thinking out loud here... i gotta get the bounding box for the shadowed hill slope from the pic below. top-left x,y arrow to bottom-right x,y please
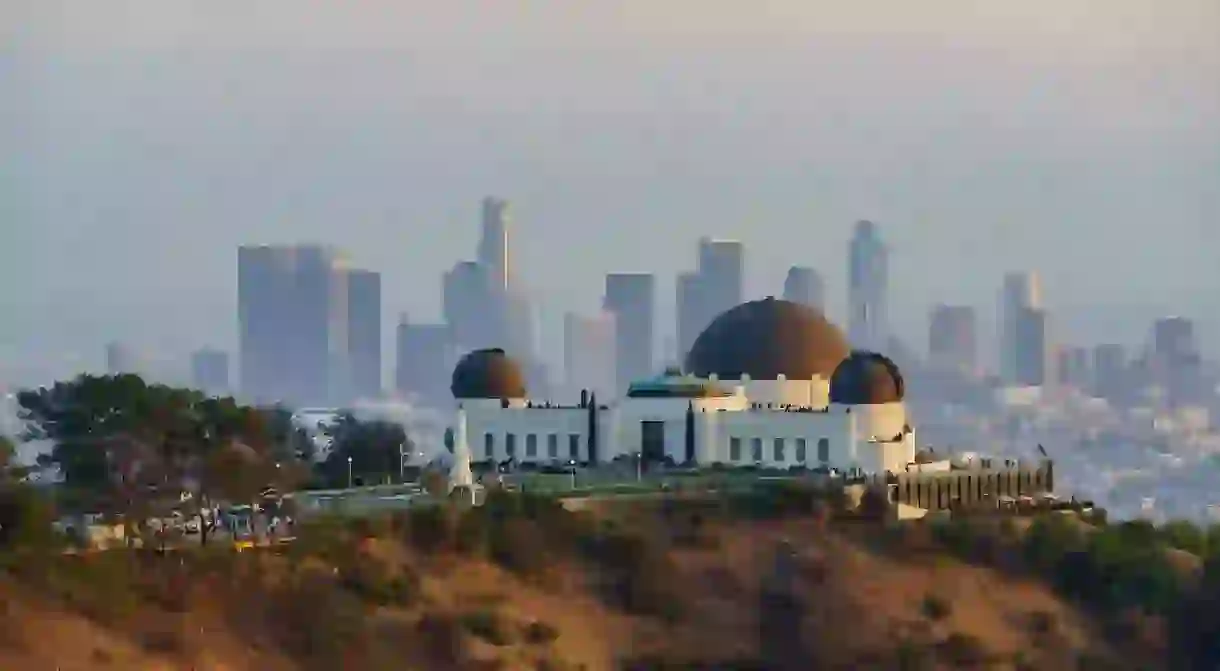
0,487 -> 1206,669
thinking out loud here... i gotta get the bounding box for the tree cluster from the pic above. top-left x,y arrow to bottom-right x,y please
7,374 -> 415,545
315,412 -> 410,489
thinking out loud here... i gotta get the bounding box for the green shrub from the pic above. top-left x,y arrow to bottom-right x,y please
921,593 -> 951,621
523,619 -> 560,644
893,640 -> 936,671
338,557 -> 419,607
488,517 -> 549,577
266,572 -> 368,663
591,530 -> 686,620
1028,610 -> 1057,637
0,485 -> 63,556
936,632 -> 988,667
1161,520 -> 1207,556
416,612 -> 470,664
460,608 -> 514,646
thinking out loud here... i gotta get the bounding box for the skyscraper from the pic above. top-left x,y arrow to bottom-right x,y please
1152,316 -> 1198,363
675,271 -> 706,363
675,238 -> 745,361
105,341 -> 137,375
1091,343 -> 1127,399
1056,346 -> 1091,390
191,347 -> 230,395
999,271 -> 1043,382
1150,316 -> 1202,406
1012,306 -> 1049,387
238,245 -> 349,405
477,196 -> 511,292
563,311 -> 616,399
782,266 -> 824,311
346,269 -> 382,399
927,304 -> 977,375
443,260 -> 499,351
697,238 -> 744,312
604,273 -> 656,393
395,315 -> 456,406
847,221 -> 888,350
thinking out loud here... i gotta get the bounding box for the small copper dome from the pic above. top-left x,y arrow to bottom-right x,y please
684,297 -> 850,380
450,348 -> 527,399
829,351 -> 905,404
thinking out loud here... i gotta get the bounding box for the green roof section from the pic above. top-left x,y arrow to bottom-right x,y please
626,368 -> 734,399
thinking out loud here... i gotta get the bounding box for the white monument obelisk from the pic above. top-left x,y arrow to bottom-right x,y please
448,407 -> 475,501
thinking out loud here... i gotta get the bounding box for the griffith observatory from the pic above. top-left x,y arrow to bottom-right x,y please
446,297 -> 918,476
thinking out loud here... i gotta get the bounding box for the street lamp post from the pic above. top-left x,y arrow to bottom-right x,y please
569,459 -> 577,490
635,452 -> 642,483
347,456 -> 353,489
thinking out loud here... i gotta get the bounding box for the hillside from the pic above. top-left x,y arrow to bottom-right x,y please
0,492 -> 1176,671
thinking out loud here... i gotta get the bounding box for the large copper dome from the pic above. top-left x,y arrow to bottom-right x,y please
450,348 -> 527,399
829,351 -> 905,404
684,297 -> 851,380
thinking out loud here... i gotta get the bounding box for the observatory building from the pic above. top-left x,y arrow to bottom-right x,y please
448,297 -> 919,475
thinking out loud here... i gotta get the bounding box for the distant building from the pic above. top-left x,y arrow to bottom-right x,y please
675,238 -> 745,362
395,316 -> 456,407
477,196 -> 511,293
105,341 -> 137,375
446,298 -> 916,474
698,238 -> 745,313
190,348 -> 229,394
1055,346 -> 1091,390
927,305 -> 977,375
443,260 -> 498,351
1091,343 -> 1127,400
782,266 -> 824,311
1150,316 -> 1202,406
998,271 -> 1042,382
675,271 -> 706,364
1012,307 -> 1049,387
346,269 -> 382,399
238,245 -> 350,406
604,273 -> 656,394
848,221 -> 888,350
1153,316 -> 1198,362
563,311 -> 616,399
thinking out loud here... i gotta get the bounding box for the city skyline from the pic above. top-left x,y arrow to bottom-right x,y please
86,199 -> 1208,411
8,199 -> 1216,394
4,0 -> 1218,386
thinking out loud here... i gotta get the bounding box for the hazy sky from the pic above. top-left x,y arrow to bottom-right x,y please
2,0 -> 1218,385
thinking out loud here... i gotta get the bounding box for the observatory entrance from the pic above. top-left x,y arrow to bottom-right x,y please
639,420 -> 666,471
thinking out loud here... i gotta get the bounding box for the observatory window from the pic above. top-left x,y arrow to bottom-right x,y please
774,438 -> 786,462
729,437 -> 742,462
484,433 -> 495,460
751,438 -> 763,463
506,433 -> 517,458
526,434 -> 538,457
547,433 -> 559,459
817,438 -> 830,463
795,438 -> 807,463
568,434 -> 580,460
